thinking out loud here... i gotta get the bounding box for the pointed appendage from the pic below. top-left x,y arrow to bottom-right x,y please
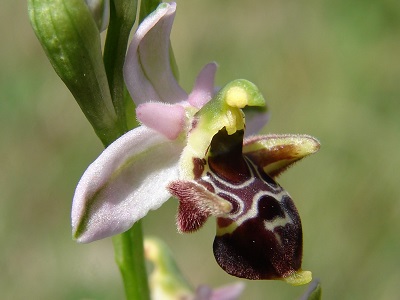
243,134 -> 320,178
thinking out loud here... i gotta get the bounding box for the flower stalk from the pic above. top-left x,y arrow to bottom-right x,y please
139,0 -> 162,24
113,221 -> 150,300
104,1 -> 149,299
103,0 -> 138,134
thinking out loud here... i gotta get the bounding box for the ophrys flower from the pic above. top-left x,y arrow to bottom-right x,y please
71,2 -> 319,285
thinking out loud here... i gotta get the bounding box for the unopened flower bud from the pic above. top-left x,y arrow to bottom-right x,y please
28,0 -> 120,145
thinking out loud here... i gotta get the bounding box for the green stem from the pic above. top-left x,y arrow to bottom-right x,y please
102,2 -> 149,297
103,123 -> 149,300
112,221 -> 150,300
138,0 -> 161,24
103,0 -> 138,134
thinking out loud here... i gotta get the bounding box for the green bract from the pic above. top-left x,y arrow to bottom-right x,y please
28,0 -> 121,145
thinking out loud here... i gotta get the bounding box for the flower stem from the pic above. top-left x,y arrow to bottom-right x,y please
112,221 -> 150,300
103,0 -> 138,134
138,0 -> 161,24
101,2 -> 150,296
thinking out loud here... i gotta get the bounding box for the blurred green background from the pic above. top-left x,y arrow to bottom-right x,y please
1,0 -> 399,299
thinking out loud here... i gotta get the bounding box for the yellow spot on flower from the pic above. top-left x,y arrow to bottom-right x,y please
226,86 -> 248,108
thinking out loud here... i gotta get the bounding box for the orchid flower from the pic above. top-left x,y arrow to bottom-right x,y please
71,2 -> 320,285
71,2 -> 267,244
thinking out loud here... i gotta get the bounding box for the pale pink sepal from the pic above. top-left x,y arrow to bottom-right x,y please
136,102 -> 186,140
188,62 -> 218,108
195,282 -> 245,300
123,2 -> 187,106
71,126 -> 183,243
